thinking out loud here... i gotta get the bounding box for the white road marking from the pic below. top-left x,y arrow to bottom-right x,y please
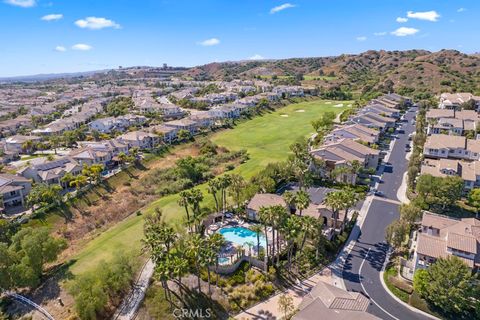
359,248 -> 401,320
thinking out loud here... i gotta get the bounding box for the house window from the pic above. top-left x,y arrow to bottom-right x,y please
10,191 -> 16,196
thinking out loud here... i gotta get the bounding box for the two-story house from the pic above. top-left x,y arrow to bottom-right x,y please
423,134 -> 480,161
414,212 -> 480,271
0,174 -> 32,208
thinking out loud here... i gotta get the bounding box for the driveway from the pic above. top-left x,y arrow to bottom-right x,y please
342,106 -> 430,320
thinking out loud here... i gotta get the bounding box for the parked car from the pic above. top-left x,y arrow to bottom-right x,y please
374,191 -> 385,197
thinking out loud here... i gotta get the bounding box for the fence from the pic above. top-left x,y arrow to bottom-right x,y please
212,255 -> 266,274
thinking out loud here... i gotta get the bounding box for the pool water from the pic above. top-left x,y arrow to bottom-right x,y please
218,226 -> 267,249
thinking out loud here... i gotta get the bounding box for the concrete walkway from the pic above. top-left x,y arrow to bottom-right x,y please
112,259 -> 155,320
235,271 -> 331,320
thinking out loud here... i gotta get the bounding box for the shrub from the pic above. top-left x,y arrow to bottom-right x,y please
388,275 -> 413,294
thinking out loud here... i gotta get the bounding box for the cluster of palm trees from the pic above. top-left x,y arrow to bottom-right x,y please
178,188 -> 204,233
323,187 -> 363,232
143,209 -> 226,304
257,204 -> 324,271
60,163 -> 104,192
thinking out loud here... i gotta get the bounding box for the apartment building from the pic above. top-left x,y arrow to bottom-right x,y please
423,134 -> 480,161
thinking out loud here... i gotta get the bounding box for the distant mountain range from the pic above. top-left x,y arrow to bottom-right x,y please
0,69 -> 110,82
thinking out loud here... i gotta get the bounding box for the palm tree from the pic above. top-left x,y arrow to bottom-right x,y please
250,224 -> 264,257
208,233 -> 225,287
185,234 -> 204,293
49,136 -> 61,155
271,205 -> 288,265
283,215 -> 301,270
117,152 -> 129,169
323,191 -> 344,233
178,190 -> 192,232
339,187 -> 362,231
70,175 -> 87,191
282,191 -> 297,213
299,216 -> 318,252
218,175 -> 231,222
228,174 -> 246,210
295,190 -> 310,216
258,207 -> 272,264
207,178 -> 221,213
189,188 -> 204,233
60,172 -> 74,188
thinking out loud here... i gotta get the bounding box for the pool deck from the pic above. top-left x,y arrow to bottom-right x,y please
208,216 -> 283,265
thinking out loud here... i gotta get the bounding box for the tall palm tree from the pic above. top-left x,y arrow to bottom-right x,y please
283,215 -> 301,270
282,191 -> 297,213
258,207 -> 272,264
185,234 -> 204,293
178,190 -> 192,232
218,175 -> 232,222
323,191 -> 344,233
208,233 -> 225,287
189,188 -> 204,233
299,216 -> 318,252
208,178 -> 221,214
339,187 -> 362,231
295,190 -> 310,216
271,205 -> 288,265
250,224 -> 264,257
229,174 -> 246,211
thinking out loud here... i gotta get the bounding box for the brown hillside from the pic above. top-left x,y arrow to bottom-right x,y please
183,50 -> 480,98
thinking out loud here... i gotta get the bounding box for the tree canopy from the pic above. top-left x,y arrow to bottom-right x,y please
413,256 -> 480,317
0,227 -> 66,290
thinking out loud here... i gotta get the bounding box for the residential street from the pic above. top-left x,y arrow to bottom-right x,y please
342,106 -> 431,320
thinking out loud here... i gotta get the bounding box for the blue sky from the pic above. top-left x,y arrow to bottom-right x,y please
0,0 -> 478,77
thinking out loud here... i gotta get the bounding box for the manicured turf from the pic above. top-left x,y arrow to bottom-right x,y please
69,99 -> 350,274
211,99 -> 350,178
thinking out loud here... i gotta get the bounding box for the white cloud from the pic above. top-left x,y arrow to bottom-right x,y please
4,0 -> 36,7
373,31 -> 387,36
356,36 -> 367,42
55,46 -> 66,52
71,43 -> 92,51
270,3 -> 295,14
407,10 -> 440,22
391,27 -> 419,37
198,38 -> 220,46
41,13 -> 63,21
396,17 -> 408,23
75,17 -> 121,30
457,8 -> 465,13
249,54 -> 265,60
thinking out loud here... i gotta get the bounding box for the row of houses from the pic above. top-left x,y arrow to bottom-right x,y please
310,94 -> 411,184
421,94 -> 480,192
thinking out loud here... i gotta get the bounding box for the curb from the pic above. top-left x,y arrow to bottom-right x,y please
379,252 -> 440,320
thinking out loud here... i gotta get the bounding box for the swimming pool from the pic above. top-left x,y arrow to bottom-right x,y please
218,226 -> 267,249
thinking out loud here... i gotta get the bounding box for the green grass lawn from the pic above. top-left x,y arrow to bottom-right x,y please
68,99 -> 350,274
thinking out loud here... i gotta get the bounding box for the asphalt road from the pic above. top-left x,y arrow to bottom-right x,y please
342,106 -> 430,320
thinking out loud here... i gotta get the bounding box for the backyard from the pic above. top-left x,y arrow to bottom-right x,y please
68,99 -> 351,274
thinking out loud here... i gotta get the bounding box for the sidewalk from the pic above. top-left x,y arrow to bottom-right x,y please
235,271 -> 331,320
113,259 -> 155,320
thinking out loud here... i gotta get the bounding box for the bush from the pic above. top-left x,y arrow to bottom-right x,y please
388,275 -> 413,294
68,251 -> 139,320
